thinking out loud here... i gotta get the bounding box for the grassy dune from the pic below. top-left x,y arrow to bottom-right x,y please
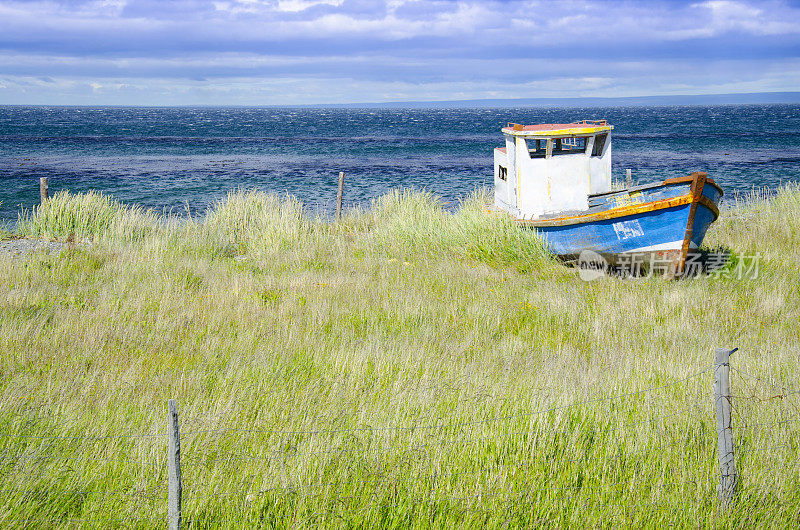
2,186 -> 800,528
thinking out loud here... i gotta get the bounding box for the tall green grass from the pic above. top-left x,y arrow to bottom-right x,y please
17,190 -> 161,242
2,186 -> 799,527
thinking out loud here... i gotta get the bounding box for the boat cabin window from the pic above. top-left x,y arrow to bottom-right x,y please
498,165 -> 507,181
592,133 -> 607,157
552,136 -> 588,156
527,139 -> 548,158
528,137 -> 591,157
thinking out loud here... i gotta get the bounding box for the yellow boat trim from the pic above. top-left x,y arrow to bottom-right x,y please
522,193 -> 695,227
502,125 -> 613,137
486,170 -> 720,227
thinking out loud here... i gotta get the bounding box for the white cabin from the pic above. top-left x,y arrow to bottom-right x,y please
493,120 -> 613,219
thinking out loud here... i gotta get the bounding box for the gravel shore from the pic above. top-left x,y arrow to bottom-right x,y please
0,238 -> 68,258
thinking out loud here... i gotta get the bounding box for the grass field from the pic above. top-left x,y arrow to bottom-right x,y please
2,185 -> 799,528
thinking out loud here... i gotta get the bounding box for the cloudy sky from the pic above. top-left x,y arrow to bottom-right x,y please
1,0 -> 799,105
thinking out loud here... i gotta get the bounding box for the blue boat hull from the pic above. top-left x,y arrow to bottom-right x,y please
522,172 -> 723,272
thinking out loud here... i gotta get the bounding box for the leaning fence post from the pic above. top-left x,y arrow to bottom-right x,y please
714,347 -> 738,507
168,399 -> 182,529
336,171 -> 345,221
40,177 -> 49,203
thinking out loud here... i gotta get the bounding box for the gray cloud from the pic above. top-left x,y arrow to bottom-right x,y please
0,0 -> 799,104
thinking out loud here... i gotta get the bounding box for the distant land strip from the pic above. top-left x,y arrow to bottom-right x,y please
312,92 -> 800,109
2,92 -> 799,109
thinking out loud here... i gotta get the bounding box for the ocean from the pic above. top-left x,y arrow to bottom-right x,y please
1,104 -> 799,223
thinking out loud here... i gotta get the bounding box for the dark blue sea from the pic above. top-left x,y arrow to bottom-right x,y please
1,104 -> 799,223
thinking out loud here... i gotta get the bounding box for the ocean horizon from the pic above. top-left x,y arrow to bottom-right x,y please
2,103 -> 799,224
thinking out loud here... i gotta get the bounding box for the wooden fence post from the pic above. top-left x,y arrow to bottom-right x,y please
336,171 -> 345,221
40,177 -> 48,203
168,399 -> 182,530
714,347 -> 738,507
625,169 -> 632,188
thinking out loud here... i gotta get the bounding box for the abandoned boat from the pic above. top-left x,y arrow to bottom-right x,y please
491,120 -> 723,274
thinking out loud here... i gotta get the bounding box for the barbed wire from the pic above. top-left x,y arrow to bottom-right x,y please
0,431 -> 166,441
176,400 -> 708,469
734,416 -> 800,430
178,366 -> 712,439
0,487 -> 164,497
0,365 -> 712,445
736,443 -> 794,455
196,468 -> 711,526
729,366 -> 800,395
4,360 -> 798,524
0,454 -> 166,467
189,453 -> 713,506
2,515 -> 166,525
